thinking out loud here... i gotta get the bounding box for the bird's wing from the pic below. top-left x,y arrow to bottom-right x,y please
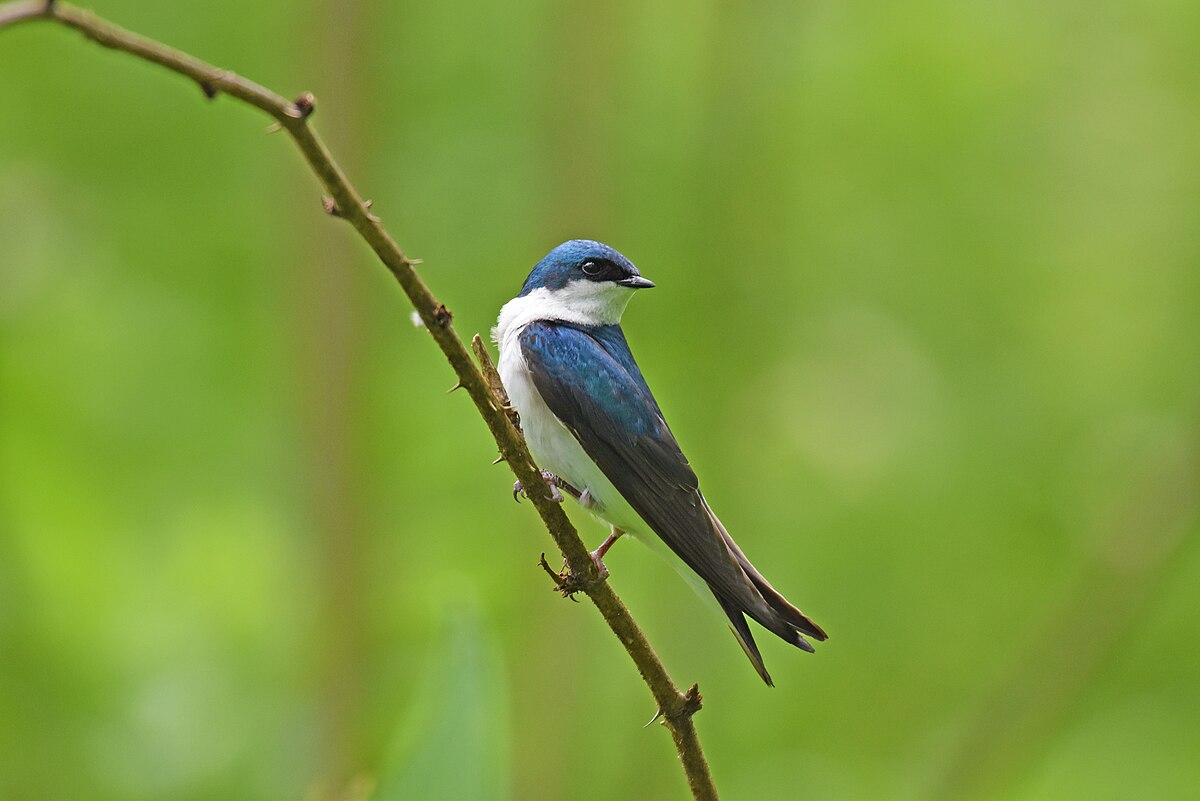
518,321 -> 771,614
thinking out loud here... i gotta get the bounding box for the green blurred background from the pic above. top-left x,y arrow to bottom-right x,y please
2,1 -> 1198,799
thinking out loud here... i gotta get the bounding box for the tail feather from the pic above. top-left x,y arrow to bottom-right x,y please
713,591 -> 774,686
702,501 -> 828,682
722,532 -> 828,642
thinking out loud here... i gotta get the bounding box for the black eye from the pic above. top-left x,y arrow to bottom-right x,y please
581,259 -> 603,277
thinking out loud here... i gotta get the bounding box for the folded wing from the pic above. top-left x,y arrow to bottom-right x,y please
519,321 -> 825,684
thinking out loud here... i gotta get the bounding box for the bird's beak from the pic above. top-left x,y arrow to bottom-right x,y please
617,275 -> 655,289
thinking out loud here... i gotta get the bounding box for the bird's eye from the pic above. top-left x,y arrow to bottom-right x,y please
581,259 -> 604,277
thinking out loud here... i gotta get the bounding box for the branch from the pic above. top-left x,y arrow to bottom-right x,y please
1,2 -> 718,798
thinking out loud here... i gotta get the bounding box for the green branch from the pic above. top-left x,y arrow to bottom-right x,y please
0,2 -> 717,798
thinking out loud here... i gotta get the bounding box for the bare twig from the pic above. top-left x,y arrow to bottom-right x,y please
0,2 -> 718,798
471,334 -> 521,431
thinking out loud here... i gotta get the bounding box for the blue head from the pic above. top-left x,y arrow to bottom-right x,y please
519,240 -> 654,297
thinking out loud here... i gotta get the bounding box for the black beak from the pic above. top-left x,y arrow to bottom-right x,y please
617,275 -> 655,289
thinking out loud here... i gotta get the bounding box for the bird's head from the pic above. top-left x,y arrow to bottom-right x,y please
516,240 -> 654,326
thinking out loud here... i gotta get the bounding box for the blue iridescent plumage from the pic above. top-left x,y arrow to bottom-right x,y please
520,322 -> 663,432
496,240 -> 826,685
519,240 -> 641,296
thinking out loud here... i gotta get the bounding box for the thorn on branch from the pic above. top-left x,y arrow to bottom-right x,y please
292,91 -> 316,119
537,552 -> 603,600
538,553 -> 583,602
265,122 -> 282,134
197,70 -> 233,100
492,455 -> 505,465
680,684 -> 703,719
446,380 -> 464,393
652,685 -> 702,728
320,196 -> 380,222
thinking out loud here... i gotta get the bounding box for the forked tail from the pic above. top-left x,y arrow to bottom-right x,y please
703,502 -> 827,685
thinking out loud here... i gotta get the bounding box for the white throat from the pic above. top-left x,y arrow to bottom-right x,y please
493,280 -> 635,349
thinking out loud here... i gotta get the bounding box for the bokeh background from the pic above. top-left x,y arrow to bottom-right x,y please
2,1 -> 1199,799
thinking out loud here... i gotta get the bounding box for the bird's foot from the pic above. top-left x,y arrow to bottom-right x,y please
535,528 -> 623,599
513,470 -> 581,504
586,527 -> 624,582
588,550 -> 611,582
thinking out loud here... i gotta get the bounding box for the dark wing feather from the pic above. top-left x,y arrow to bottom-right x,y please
519,324 -> 735,582
519,322 -> 807,648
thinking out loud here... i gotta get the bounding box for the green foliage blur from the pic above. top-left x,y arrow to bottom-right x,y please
2,1 -> 1198,799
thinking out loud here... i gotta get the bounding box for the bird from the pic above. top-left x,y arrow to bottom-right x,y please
494,239 -> 826,685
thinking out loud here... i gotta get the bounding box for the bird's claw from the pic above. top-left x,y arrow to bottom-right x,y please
512,470 -> 574,504
588,549 -> 611,582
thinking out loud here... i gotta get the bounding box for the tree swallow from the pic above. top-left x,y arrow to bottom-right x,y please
495,239 -> 826,685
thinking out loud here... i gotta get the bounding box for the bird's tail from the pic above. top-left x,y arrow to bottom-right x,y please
712,591 -> 777,685
703,502 -> 827,685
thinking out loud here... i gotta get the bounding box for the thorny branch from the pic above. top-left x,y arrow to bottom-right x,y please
0,2 -> 718,799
